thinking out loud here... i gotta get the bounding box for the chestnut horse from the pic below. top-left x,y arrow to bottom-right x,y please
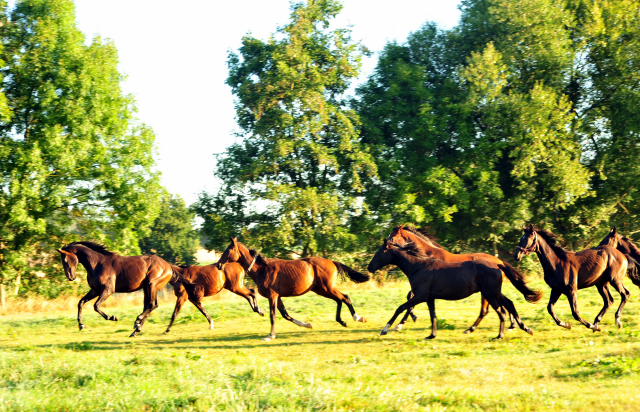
368,240 -> 535,339
216,237 -> 370,341
388,225 -> 537,332
514,224 -> 629,331
57,241 -> 175,337
165,262 -> 264,334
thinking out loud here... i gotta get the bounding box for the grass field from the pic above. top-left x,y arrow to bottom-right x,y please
2,278 -> 640,411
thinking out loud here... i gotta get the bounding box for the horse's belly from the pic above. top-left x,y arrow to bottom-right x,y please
276,271 -> 314,296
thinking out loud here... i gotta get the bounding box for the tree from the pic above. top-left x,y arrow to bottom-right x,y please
196,0 -> 376,258
139,195 -> 200,265
0,0 -> 162,296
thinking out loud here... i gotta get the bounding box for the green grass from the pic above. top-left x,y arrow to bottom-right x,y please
2,279 -> 640,411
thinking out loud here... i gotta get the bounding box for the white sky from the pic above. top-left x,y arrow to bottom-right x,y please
71,0 -> 462,205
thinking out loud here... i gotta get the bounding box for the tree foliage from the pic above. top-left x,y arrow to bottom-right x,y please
0,0 -> 162,295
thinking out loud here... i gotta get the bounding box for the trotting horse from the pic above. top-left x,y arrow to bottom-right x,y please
514,224 -> 629,331
165,262 -> 264,334
57,241 -> 175,337
387,225 -> 534,332
368,239 -> 537,339
599,227 -> 640,284
216,237 -> 370,341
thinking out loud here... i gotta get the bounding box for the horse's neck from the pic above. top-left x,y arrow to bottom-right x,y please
238,247 -> 266,284
73,247 -> 101,275
407,234 -> 447,259
390,250 -> 428,279
535,237 -> 561,273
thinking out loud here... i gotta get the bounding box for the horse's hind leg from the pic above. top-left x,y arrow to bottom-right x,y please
464,295 -> 491,333
130,284 -> 160,337
567,289 -> 600,331
610,279 -> 630,329
426,299 -> 437,339
314,287 -> 365,326
547,288 -> 571,329
77,289 -> 99,330
164,287 -> 188,334
395,291 -> 417,331
93,288 -> 117,322
500,295 -> 533,335
593,283 -> 614,331
228,284 -> 264,317
190,298 -> 214,330
485,295 -> 507,339
277,297 -> 312,329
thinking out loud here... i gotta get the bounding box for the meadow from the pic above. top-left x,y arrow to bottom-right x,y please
1,278 -> 640,411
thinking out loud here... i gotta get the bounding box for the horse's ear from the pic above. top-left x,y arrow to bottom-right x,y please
612,226 -> 618,234
528,223 -> 534,231
56,249 -> 68,255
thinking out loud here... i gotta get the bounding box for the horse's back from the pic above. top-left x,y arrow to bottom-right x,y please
180,264 -> 226,296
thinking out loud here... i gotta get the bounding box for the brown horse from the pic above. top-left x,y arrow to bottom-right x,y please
165,262 -> 264,334
599,227 -> 640,285
368,240 -> 536,339
388,225 -> 534,332
514,224 -> 629,331
57,241 -> 175,337
216,237 -> 370,341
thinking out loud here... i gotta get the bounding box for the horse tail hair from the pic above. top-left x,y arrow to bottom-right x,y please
498,262 -> 543,303
333,261 -> 371,283
169,265 -> 184,284
625,255 -> 640,288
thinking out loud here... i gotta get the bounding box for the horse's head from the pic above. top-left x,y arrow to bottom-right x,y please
367,238 -> 396,273
216,237 -> 241,270
56,248 -> 79,281
600,227 -> 622,250
387,224 -> 407,246
513,224 -> 538,261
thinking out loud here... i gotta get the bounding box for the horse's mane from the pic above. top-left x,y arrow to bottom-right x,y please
533,228 -> 570,258
390,241 -> 432,260
65,241 -> 115,256
247,246 -> 269,265
394,225 -> 444,249
621,237 -> 640,256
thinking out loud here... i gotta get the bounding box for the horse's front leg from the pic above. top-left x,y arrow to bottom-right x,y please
593,283 -> 613,331
263,292 -> 279,342
77,289 -> 99,330
547,288 -> 571,329
93,288 -> 117,321
567,290 -> 599,331
464,295 -> 490,333
610,279 -> 630,329
394,291 -> 417,331
425,299 -> 437,339
381,294 -> 424,335
277,297 -> 312,329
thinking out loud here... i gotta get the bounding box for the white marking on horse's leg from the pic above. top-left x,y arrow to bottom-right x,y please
292,319 -> 307,328
616,317 -> 623,329
209,320 -> 214,330
262,334 -> 275,342
305,322 -> 312,329
393,323 -> 403,331
352,313 -> 366,322
380,323 -> 391,335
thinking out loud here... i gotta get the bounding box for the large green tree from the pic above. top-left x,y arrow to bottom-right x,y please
0,0 -> 162,296
196,0 -> 376,258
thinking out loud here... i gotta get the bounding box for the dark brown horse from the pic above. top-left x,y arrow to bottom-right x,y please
368,240 -> 536,339
599,227 -> 640,285
514,224 -> 629,331
165,262 -> 264,334
57,241 -> 175,337
388,225 -> 534,332
216,237 -> 370,341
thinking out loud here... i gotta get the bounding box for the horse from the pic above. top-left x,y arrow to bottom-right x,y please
164,262 -> 264,334
216,237 -> 370,341
57,241 -> 175,337
368,239 -> 536,339
599,227 -> 640,285
514,224 -> 629,331
387,225 -> 535,332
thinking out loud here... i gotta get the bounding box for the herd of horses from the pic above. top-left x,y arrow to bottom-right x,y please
55,224 -> 640,341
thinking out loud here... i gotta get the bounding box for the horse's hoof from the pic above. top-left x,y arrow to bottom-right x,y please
393,324 -> 404,331
560,322 -> 571,329
163,331 -> 170,335
526,327 -> 533,335
508,325 -> 516,331
380,330 -> 388,336
590,324 -> 601,332
129,332 -> 137,338
424,334 -> 436,340
305,323 -> 312,329
616,318 -> 622,329
339,321 -> 347,327
209,322 -> 214,330
410,314 -> 418,322
492,335 -> 504,340
352,314 -> 366,322
463,328 -> 475,334
258,310 -> 265,317
78,324 -> 85,331
262,335 -> 275,342
109,316 -> 118,321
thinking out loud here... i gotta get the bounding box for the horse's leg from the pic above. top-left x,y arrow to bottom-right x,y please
164,287 -> 188,334
263,292 -> 278,342
567,289 -> 599,331
547,288 -> 571,329
249,289 -> 264,316
93,288 -> 117,321
610,279 -> 630,329
592,283 -> 613,331
277,297 -> 312,329
485,295 -> 507,339
500,295 -> 533,335
395,291 -> 416,331
190,298 -> 214,330
130,284 -> 160,337
228,284 -> 264,317
77,289 -> 99,331
425,298 -> 437,339
380,294 -> 425,335
464,295 -> 491,334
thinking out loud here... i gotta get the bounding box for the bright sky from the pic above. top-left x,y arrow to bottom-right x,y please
72,0 -> 462,205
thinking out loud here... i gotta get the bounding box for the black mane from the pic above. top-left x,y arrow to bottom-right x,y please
248,247 -> 270,265
621,237 -> 640,257
390,240 -> 432,260
394,225 -> 444,249
65,241 -> 115,256
533,228 -> 570,258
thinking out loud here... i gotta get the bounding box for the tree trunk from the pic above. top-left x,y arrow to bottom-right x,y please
14,271 -> 21,296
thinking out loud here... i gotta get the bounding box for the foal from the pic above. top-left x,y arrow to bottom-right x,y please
368,240 -> 537,339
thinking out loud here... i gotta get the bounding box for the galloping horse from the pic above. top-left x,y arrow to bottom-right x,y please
216,237 -> 370,341
388,225 -> 536,332
514,224 -> 629,331
368,240 -> 536,339
599,227 -> 640,285
57,241 -> 175,337
165,262 -> 264,334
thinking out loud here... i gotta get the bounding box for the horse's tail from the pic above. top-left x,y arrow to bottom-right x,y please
169,264 -> 184,284
498,262 -> 543,303
333,261 -> 371,283
625,255 -> 640,288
